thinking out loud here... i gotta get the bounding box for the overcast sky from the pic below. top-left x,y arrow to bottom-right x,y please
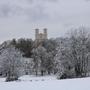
0,0 -> 90,43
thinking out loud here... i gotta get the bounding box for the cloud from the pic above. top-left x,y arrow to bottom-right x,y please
0,0 -> 90,23
27,0 -> 58,3
85,0 -> 90,2
0,0 -> 90,42
0,0 -> 52,21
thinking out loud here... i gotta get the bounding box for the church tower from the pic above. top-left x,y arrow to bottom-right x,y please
43,28 -> 47,40
34,28 -> 48,47
35,28 -> 48,41
35,28 -> 39,40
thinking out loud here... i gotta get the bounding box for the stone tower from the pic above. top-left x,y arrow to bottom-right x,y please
35,28 -> 39,40
43,28 -> 47,40
35,28 -> 48,42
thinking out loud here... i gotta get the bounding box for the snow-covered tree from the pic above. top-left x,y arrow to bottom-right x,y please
22,58 -> 34,75
0,45 -> 22,81
45,52 -> 54,75
42,39 -> 57,53
54,38 -> 75,79
32,48 -> 40,76
55,27 -> 90,79
10,38 -> 33,58
32,46 -> 48,76
69,27 -> 90,77
42,39 -> 57,74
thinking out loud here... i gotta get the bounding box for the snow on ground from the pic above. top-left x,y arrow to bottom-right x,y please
19,75 -> 56,82
0,75 -> 90,90
0,77 -> 5,82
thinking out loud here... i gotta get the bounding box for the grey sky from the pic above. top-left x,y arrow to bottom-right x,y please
0,0 -> 90,43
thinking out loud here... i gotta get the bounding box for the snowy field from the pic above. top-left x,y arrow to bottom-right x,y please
0,75 -> 90,90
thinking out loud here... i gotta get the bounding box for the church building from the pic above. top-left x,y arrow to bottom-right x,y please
35,28 -> 48,42
34,28 -> 48,47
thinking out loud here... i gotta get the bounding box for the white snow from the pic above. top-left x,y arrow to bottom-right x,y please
19,75 -> 56,82
0,77 -> 5,82
0,75 -> 90,90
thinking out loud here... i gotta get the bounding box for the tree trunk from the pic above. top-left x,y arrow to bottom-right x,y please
41,70 -> 44,76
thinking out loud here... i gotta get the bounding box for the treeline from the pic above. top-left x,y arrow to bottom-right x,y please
55,27 -> 90,79
10,38 -> 33,57
0,27 -> 90,82
0,37 -> 57,81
